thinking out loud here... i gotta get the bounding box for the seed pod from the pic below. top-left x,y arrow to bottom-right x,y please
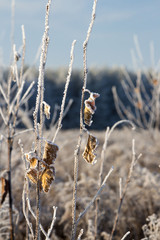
84,92 -> 100,126
43,140 -> 59,166
25,151 -> 38,169
82,134 -> 98,164
41,167 -> 55,193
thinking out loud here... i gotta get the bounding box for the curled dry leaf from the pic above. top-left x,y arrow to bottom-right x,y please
26,169 -> 43,191
43,101 -> 51,120
41,167 -> 55,193
0,177 -> 9,206
25,151 -> 38,169
26,169 -> 39,184
84,92 -> 100,126
43,140 -> 59,166
82,134 -> 98,164
26,140 -> 59,193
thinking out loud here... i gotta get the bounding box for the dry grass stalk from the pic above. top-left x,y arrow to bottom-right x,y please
32,0 -> 52,238
94,120 -> 135,238
0,18 -> 36,239
77,229 -> 84,240
25,188 -> 49,239
3,24 -> 28,239
22,180 -> 34,239
113,36 -> 160,133
52,40 -> 76,143
19,139 -> 31,240
23,5 -> 76,238
109,139 -> 142,240
23,182 -> 57,240
46,206 -> 57,239
76,167 -> 113,226
10,0 -> 15,62
71,1 -> 98,239
121,231 -> 130,240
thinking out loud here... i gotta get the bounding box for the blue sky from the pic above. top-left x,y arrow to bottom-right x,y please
0,0 -> 160,70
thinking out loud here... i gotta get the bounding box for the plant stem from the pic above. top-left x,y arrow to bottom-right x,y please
33,1 -> 52,239
71,132 -> 82,240
7,135 -> 14,240
71,1 -> 98,239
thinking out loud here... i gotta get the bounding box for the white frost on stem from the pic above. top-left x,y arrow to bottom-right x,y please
52,40 -> 76,142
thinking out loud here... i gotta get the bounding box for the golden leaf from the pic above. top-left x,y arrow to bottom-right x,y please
26,169 -> 42,191
41,167 -> 55,193
25,151 -> 38,169
82,134 -> 98,164
84,107 -> 93,126
43,141 -> 59,166
84,92 -> 100,126
0,177 -> 9,207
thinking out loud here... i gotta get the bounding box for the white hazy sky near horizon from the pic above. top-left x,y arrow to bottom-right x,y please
0,0 -> 160,70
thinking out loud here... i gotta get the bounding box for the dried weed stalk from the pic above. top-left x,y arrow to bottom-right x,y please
94,120 -> 135,239
113,36 -> 160,134
109,139 -> 142,240
121,231 -> 131,240
0,21 -> 35,239
32,0 -> 52,238
71,1 -> 100,239
52,40 -> 76,143
22,3 -> 76,239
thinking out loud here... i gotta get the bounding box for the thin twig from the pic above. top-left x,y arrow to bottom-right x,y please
0,107 -> 7,125
10,0 -> 15,62
52,40 -> 76,142
19,25 -> 26,84
0,84 -> 8,104
80,0 -> 97,129
71,135 -> 83,240
46,206 -> 57,239
76,167 -> 113,226
121,231 -> 130,240
33,1 -> 52,239
95,120 -> 135,239
98,127 -> 110,186
119,178 -> 122,200
109,139 -> 141,240
26,195 -> 49,239
22,181 -> 34,239
13,128 -> 34,137
19,81 -> 35,106
77,229 -> 84,240
71,1 -> 98,240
